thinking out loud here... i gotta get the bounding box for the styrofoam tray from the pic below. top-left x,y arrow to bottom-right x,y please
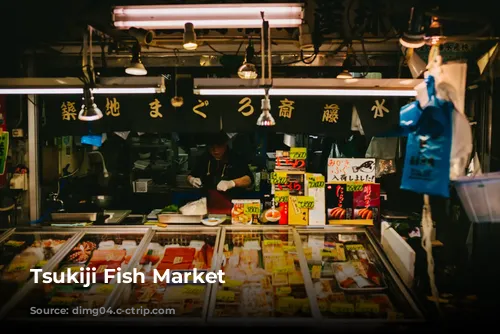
157,213 -> 204,224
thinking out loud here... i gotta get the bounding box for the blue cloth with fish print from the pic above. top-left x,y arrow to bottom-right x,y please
400,75 -> 453,198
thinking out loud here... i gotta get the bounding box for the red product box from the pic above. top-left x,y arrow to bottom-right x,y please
352,183 -> 380,223
326,183 -> 354,221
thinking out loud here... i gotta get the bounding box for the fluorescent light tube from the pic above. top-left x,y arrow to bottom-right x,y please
195,89 -> 267,96
113,4 -> 303,17
0,88 -> 84,95
195,88 -> 417,97
270,88 -> 417,97
113,19 -> 302,29
0,87 -> 161,95
112,3 -> 303,29
92,87 -> 159,94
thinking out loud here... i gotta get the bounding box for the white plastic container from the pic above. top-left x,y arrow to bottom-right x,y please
454,172 -> 500,223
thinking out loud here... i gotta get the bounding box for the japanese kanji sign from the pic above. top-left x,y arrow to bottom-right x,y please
0,131 -> 9,175
354,97 -> 402,137
42,94 -> 221,136
327,158 -> 376,182
43,94 -> 408,137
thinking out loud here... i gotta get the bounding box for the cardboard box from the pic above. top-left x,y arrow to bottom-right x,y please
306,173 -> 326,226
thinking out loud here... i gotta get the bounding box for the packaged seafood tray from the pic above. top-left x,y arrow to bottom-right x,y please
210,228 -> 312,319
3,230 -> 148,319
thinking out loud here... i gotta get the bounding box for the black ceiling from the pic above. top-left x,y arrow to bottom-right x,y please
0,0 -> 497,77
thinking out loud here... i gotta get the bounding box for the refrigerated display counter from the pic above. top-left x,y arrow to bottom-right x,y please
1,227 -> 153,322
207,226 -> 319,326
0,228 -> 82,310
0,225 -> 425,327
0,228 -> 14,243
296,226 -> 424,324
107,226 -> 222,324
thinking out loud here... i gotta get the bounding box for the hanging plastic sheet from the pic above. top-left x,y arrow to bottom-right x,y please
401,75 -> 454,198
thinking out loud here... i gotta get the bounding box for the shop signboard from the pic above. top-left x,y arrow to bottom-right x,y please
354,97 -> 406,137
42,94 -> 410,137
327,158 -> 376,182
42,94 -> 222,136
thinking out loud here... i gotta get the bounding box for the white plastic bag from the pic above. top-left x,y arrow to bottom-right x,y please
179,197 -> 207,216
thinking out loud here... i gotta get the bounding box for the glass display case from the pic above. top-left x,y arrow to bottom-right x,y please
2,227 -> 152,322
108,226 -> 221,324
0,228 -> 81,309
0,228 -> 14,242
207,226 -> 319,325
296,226 -> 424,323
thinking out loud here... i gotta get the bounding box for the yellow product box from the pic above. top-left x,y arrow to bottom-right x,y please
306,173 -> 326,226
288,196 -> 308,225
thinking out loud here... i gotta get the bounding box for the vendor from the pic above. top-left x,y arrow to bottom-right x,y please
187,132 -> 253,213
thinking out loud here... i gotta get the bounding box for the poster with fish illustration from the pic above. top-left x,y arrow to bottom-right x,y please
327,159 -> 376,182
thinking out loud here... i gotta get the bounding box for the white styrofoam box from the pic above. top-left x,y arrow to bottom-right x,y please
381,221 -> 416,288
306,173 -> 326,226
133,178 -> 152,193
454,172 -> 500,223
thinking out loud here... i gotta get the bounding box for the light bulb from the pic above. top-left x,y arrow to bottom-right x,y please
237,62 -> 258,79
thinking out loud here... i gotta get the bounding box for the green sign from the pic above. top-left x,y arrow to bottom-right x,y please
0,132 -> 9,175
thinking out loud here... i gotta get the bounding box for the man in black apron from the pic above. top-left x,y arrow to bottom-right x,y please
187,132 -> 253,213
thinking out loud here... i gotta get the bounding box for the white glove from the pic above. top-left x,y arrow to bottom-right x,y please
188,176 -> 202,188
217,180 -> 235,192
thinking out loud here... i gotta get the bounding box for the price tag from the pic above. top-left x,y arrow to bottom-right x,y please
69,266 -> 82,273
273,266 -> 294,274
318,300 -> 328,312
95,284 -> 115,294
320,248 -> 336,258
311,265 -> 321,279
330,303 -> 355,313
263,240 -> 283,246
223,279 -> 243,288
308,175 -> 325,188
297,196 -> 315,209
244,203 -> 260,215
274,190 -> 289,203
345,244 -> 365,251
277,297 -> 292,312
36,260 -> 48,268
183,284 -> 205,294
216,290 -> 235,302
356,302 -> 380,313
346,182 -> 364,192
276,286 -> 292,296
290,147 -> 307,160
303,247 -> 312,260
7,262 -> 28,272
270,172 -> 288,184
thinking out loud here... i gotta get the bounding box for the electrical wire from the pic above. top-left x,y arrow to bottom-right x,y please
205,42 -> 229,55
